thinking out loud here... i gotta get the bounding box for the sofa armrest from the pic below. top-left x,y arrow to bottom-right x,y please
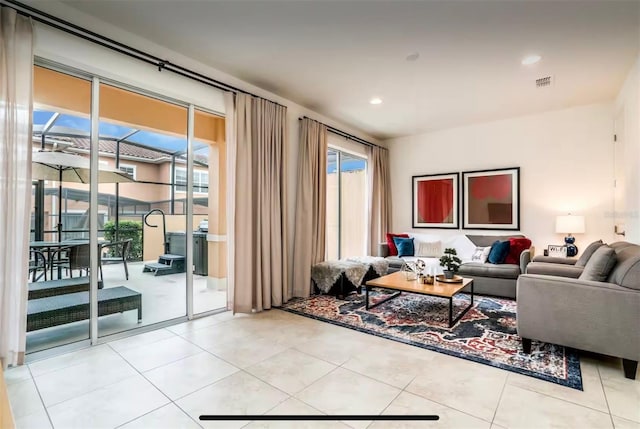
525,262 -> 583,278
378,242 -> 390,258
519,248 -> 534,274
517,274 -> 640,360
532,255 -> 577,265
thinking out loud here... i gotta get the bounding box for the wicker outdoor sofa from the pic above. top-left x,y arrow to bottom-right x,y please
27,281 -> 142,332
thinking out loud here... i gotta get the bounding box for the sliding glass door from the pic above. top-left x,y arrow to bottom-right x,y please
326,148 -> 368,260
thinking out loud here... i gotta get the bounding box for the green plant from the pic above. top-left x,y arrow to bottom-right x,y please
103,220 -> 142,260
439,247 -> 462,272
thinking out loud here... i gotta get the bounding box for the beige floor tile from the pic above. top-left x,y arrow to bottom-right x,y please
28,344 -> 113,377
246,349 -> 336,394
6,378 -> 46,419
613,416 -> 640,429
3,365 -> 31,385
602,376 -> 640,423
598,357 -> 640,381
143,351 -> 239,400
294,328 -> 392,366
342,343 -> 437,389
167,312 -> 234,335
119,403 -> 201,429
295,367 -> 400,416
47,375 -> 169,429
244,398 -> 351,429
109,328 -> 176,352
493,384 -> 613,429
14,408 -> 52,429
35,347 -> 138,406
506,357 -> 608,412
118,335 -> 204,372
404,354 -> 507,421
177,321 -> 256,350
368,391 -> 490,429
203,334 -> 291,369
176,371 -> 289,429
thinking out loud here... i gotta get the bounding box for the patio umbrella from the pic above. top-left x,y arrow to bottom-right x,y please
32,150 -> 134,242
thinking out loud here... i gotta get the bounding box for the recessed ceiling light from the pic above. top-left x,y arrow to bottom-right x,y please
370,97 -> 382,105
522,55 -> 542,65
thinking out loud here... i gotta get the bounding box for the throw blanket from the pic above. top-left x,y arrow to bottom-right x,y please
311,261 -> 369,293
346,256 -> 389,277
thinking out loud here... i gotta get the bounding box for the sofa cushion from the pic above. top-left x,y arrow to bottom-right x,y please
488,240 -> 510,264
466,234 -> 524,248
504,237 -> 532,265
575,240 -> 604,267
607,243 -> 640,290
386,233 -> 409,256
471,246 -> 491,263
416,240 -> 442,257
526,262 -> 583,278
579,245 -> 617,282
459,262 -> 520,279
393,237 -> 415,257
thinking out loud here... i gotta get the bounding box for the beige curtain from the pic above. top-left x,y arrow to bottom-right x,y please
227,93 -> 288,313
367,146 -> 392,256
292,118 -> 328,298
0,7 -> 33,368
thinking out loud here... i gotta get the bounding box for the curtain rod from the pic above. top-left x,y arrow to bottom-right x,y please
299,117 -> 385,150
0,0 -> 286,109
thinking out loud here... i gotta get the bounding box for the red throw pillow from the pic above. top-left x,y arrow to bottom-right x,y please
504,237 -> 532,264
386,233 -> 409,256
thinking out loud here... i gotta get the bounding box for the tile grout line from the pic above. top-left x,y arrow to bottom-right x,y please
25,364 -> 56,429
490,373 -> 509,425
596,363 -> 617,429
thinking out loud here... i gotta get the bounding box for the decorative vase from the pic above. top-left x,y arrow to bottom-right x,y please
443,270 -> 454,279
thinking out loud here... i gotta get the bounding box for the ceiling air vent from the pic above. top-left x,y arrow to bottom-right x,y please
536,76 -> 552,88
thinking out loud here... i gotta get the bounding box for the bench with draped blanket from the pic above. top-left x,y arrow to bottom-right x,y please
311,257 -> 389,299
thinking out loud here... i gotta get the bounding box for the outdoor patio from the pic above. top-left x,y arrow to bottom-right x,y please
26,261 -> 227,353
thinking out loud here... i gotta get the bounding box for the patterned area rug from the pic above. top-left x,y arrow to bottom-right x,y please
282,291 -> 583,390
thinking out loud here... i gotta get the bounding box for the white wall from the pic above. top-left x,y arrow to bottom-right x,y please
386,103 -> 617,253
615,56 -> 640,244
28,1 -> 380,287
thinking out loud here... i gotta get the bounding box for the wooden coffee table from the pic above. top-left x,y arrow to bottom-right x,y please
364,271 -> 474,328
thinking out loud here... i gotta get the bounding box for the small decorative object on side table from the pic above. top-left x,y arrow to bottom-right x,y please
555,214 -> 585,257
547,244 -> 567,258
439,248 -> 462,279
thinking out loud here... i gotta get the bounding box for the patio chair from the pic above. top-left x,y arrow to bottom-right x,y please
68,243 -> 103,281
100,239 -> 132,280
29,249 -> 47,282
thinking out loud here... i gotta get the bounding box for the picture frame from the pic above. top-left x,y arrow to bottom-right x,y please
412,172 -> 459,229
462,167 -> 520,230
548,244 -> 567,258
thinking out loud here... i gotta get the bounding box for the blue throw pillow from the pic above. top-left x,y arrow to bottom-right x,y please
488,240 -> 510,264
393,237 -> 415,257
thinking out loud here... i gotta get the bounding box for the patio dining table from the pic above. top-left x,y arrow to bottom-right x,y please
29,240 -> 106,279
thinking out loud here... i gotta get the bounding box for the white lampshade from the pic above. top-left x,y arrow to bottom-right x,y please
556,215 -> 585,234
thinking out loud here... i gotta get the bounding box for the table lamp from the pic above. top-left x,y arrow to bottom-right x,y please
556,214 -> 585,257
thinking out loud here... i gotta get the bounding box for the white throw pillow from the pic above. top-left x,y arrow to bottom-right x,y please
416,241 -> 442,258
471,246 -> 491,263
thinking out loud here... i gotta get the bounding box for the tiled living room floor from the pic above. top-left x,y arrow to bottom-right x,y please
5,309 -> 640,429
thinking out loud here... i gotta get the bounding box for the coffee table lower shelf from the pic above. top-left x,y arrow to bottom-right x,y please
364,273 -> 474,328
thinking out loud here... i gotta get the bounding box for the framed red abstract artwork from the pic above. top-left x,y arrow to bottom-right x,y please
462,167 -> 520,230
412,172 -> 459,228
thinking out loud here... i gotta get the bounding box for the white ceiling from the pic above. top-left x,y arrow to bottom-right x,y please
53,0 -> 639,140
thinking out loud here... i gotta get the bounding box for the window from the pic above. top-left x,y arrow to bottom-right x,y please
175,167 -> 209,193
326,148 -> 367,259
118,164 -> 136,180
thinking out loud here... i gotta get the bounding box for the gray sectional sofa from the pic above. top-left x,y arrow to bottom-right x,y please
378,234 -> 534,299
517,241 -> 640,379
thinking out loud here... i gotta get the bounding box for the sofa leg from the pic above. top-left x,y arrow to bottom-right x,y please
522,338 -> 532,354
622,359 -> 638,380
